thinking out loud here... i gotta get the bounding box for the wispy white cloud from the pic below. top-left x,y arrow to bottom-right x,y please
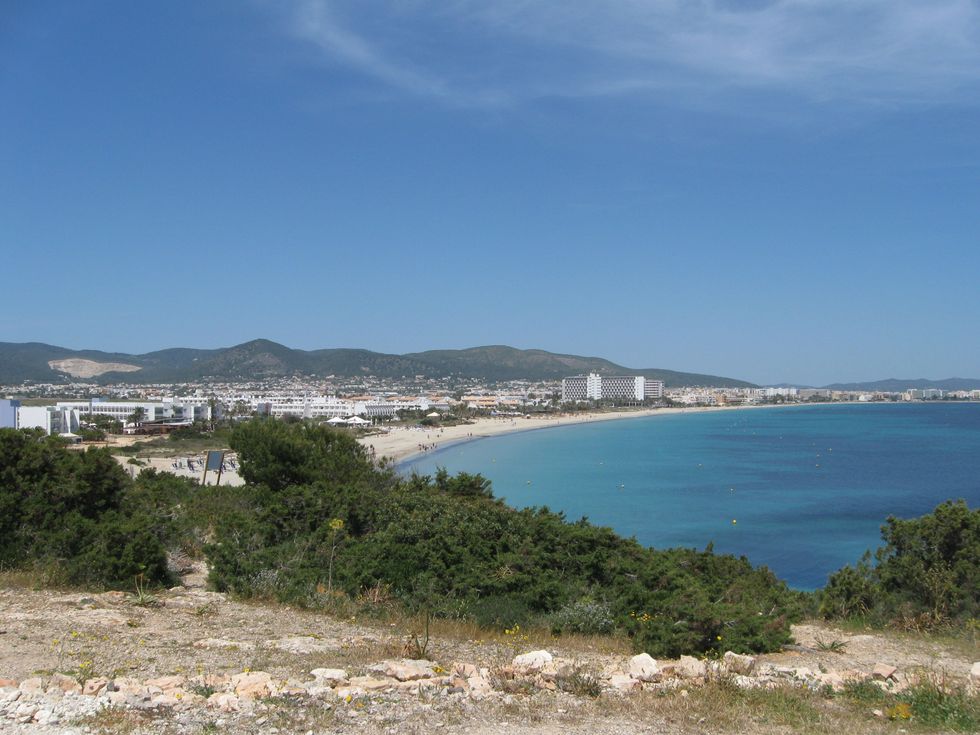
289,0 -> 449,98
276,0 -> 980,108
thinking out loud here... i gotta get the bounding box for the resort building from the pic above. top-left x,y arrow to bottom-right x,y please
560,375 -> 590,401
0,398 -> 20,428
600,375 -> 646,401
56,398 -> 215,424
359,399 -> 434,418
644,380 -> 665,400
254,395 -> 352,419
462,395 -> 502,410
16,405 -> 80,435
561,373 -> 646,402
249,394 -> 443,420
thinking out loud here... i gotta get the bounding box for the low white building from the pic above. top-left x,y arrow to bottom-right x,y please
253,395 -> 353,419
357,399 -> 433,418
16,405 -> 80,435
57,398 -> 215,424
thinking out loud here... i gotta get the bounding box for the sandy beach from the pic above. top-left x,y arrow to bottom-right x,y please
358,404 -> 774,465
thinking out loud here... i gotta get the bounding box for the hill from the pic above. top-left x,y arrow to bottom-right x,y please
0,340 -> 756,387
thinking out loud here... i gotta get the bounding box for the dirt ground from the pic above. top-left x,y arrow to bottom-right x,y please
0,566 -> 976,735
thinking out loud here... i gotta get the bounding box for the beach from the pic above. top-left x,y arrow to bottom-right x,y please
358,405 -> 766,464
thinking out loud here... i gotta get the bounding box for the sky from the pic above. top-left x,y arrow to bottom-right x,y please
1,1 -> 979,386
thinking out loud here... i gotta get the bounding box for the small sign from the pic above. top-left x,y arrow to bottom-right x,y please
205,450 -> 224,472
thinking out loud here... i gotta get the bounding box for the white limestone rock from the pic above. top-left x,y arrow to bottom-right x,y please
627,653 -> 660,682
512,650 -> 553,671
310,668 -> 348,686
675,656 -> 707,680
231,671 -> 273,699
265,636 -> 336,655
607,673 -> 641,693
872,663 -> 897,681
369,659 -> 438,681
723,651 -> 756,676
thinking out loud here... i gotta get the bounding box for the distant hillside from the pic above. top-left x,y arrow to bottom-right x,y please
823,377 -> 980,392
0,340 -> 756,387
406,345 -> 754,386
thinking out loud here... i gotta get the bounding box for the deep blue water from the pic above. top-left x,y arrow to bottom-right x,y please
401,403 -> 980,590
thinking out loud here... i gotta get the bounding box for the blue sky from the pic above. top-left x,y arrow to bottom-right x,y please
1,1 -> 978,386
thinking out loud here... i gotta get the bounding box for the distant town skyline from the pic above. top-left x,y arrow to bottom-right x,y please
2,2 -> 979,387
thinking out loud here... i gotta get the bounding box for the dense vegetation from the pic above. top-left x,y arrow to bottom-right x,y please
818,499 -> 979,628
2,421 -> 976,657
0,428 -> 174,587
205,421 -> 801,656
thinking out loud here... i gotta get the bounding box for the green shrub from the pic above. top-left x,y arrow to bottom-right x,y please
821,500 -> 979,627
840,677 -> 979,732
898,678 -> 980,731
551,598 -> 615,635
818,555 -> 876,619
206,420 -> 801,656
0,428 -> 173,588
468,596 -> 535,629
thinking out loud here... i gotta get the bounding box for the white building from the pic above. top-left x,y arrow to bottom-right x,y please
250,394 -> 443,420
561,373 -> 645,402
254,395 -> 353,419
57,398 -> 215,424
16,405 -> 80,435
358,399 -> 431,418
644,380 -> 665,400
587,373 -> 603,399
561,375 -> 589,402
0,399 -> 20,428
600,375 -> 645,401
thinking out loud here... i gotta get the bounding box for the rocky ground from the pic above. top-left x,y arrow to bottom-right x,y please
0,566 -> 977,735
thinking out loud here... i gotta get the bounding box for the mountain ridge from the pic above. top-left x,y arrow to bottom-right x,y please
0,340 -> 755,387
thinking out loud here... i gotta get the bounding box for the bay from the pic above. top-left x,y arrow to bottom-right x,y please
401,403 -> 980,590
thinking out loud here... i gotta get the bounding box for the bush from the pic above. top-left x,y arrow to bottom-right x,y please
206,419 -> 802,656
840,677 -> 979,732
551,598 -> 615,635
0,428 -> 173,588
898,678 -> 980,731
820,500 -> 979,627
818,555 -> 876,619
468,596 -> 534,629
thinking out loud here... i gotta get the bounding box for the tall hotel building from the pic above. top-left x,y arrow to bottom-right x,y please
562,373 -> 658,402
644,379 -> 665,400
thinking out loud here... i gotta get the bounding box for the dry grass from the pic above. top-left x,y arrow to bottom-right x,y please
0,565 -> 75,590
72,708 -> 162,735
486,682 -> 898,735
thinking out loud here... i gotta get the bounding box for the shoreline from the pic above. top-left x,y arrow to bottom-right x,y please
358,402 -> 803,465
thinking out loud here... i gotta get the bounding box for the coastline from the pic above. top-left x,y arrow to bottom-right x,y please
358,403 -> 799,465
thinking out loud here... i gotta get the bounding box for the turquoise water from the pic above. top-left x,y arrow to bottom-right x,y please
401,403 -> 980,590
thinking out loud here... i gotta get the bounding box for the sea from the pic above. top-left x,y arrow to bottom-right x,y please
401,403 -> 980,590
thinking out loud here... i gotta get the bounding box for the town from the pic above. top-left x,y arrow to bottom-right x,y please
2,371 -> 977,438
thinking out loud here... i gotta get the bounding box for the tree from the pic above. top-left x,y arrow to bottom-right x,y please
86,414 -> 123,434
820,500 -> 979,626
228,419 -> 390,493
127,406 -> 146,428
207,419 -> 800,656
0,428 -> 171,587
